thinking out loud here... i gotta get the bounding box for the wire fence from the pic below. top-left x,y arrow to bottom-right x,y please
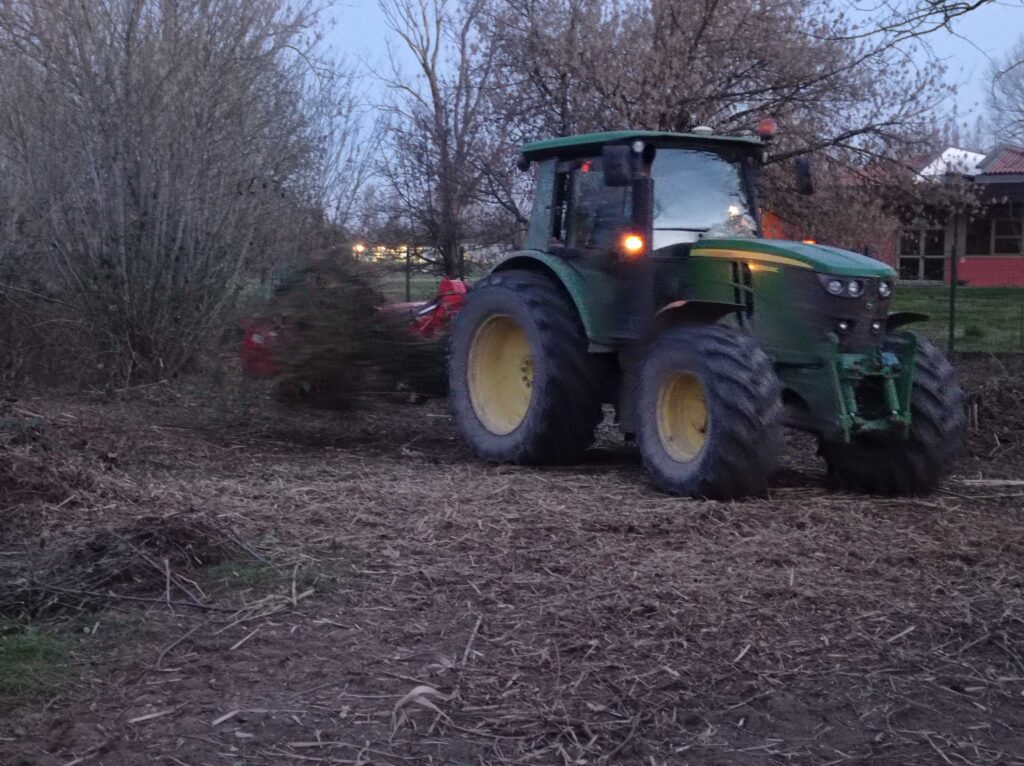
893,285 -> 1024,353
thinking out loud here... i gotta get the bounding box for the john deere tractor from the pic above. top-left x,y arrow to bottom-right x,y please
447,129 -> 964,499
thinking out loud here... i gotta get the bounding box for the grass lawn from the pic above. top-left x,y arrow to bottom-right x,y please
0,625 -> 70,696
893,285 -> 1024,353
377,264 -> 488,302
378,271 -> 445,302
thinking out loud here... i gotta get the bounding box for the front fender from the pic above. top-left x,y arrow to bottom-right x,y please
887,311 -> 929,331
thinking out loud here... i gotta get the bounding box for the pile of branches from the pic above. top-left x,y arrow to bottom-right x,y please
959,354 -> 1024,472
0,514 -> 254,619
0,401 -> 96,508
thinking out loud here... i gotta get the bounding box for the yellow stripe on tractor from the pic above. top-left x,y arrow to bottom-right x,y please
690,248 -> 813,270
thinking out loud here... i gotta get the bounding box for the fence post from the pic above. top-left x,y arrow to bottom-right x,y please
947,214 -> 958,354
405,245 -> 411,303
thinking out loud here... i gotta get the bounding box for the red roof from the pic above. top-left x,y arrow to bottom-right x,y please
981,145 -> 1024,175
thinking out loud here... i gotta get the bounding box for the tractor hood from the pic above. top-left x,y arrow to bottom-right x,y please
692,238 -> 896,278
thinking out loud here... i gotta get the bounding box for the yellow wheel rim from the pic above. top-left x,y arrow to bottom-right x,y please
468,314 -> 533,435
657,372 -> 709,462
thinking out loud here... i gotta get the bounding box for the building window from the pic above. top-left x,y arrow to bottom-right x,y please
966,216 -> 990,255
899,227 -> 945,281
965,202 -> 1023,255
993,203 -> 1023,254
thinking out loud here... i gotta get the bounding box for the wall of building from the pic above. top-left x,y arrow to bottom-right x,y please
944,213 -> 1024,287
950,255 -> 1024,286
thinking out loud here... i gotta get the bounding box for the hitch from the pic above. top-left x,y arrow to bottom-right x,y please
829,340 -> 917,441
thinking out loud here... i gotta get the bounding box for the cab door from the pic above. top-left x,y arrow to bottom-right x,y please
548,157 -> 635,344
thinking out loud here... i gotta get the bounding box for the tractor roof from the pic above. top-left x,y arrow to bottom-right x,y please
521,130 -> 762,161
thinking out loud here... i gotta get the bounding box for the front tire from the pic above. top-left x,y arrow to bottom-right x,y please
636,325 -> 783,499
448,270 -> 602,464
819,336 -> 964,495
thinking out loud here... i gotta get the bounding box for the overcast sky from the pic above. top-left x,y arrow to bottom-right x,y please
323,1 -> 1024,124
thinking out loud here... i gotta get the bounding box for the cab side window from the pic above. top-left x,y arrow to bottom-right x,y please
551,160 -> 631,251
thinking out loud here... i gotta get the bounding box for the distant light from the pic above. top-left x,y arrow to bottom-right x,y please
802,239 -> 816,245
621,233 -> 645,259
353,243 -> 366,253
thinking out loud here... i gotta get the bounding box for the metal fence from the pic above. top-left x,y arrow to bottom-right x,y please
893,285 -> 1024,353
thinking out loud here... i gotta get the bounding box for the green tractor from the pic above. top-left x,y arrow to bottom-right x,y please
447,129 -> 964,499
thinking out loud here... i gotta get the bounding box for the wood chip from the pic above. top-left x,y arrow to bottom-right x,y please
211,710 -> 240,727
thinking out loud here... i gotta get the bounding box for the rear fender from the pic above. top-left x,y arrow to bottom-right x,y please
492,251 -> 598,339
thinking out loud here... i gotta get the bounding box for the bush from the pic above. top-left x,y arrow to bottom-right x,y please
0,0 -> 367,387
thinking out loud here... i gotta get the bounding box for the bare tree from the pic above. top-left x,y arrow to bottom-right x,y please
377,0 -> 498,276
988,37 -> 1024,144
461,0 -> 995,253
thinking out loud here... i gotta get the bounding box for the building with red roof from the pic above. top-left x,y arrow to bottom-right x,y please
898,145 -> 1024,286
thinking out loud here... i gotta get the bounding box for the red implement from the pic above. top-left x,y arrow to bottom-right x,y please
241,276 -> 468,377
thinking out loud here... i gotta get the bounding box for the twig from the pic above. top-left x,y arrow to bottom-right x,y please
601,716 -> 640,763
461,615 -> 483,666
60,735 -> 120,766
156,620 -> 208,669
124,541 -> 206,608
227,529 -> 269,563
128,704 -> 185,724
230,627 -> 261,651
32,582 -> 231,612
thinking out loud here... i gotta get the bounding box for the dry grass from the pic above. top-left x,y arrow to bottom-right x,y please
0,357 -> 1023,764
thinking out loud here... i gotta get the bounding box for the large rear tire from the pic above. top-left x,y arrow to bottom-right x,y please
635,325 -> 783,499
448,270 -> 602,464
819,336 -> 964,495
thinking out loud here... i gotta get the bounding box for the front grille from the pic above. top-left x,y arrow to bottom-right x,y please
783,271 -> 892,351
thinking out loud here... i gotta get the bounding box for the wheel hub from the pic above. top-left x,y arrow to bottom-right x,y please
468,314 -> 533,435
657,371 -> 708,462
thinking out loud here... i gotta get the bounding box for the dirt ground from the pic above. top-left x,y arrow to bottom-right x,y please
2,354 -> 1024,765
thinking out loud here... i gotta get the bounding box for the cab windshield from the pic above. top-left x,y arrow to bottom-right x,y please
651,148 -> 757,249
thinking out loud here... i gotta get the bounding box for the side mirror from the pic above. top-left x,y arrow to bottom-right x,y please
794,156 -> 813,195
602,145 -> 633,187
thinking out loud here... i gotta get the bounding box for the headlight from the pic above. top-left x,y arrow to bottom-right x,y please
818,274 -> 867,298
879,280 -> 892,298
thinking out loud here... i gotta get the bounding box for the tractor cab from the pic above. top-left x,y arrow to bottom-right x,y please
518,130 -> 767,261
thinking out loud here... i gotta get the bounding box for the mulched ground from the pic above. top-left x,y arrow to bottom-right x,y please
1,354 -> 1023,765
